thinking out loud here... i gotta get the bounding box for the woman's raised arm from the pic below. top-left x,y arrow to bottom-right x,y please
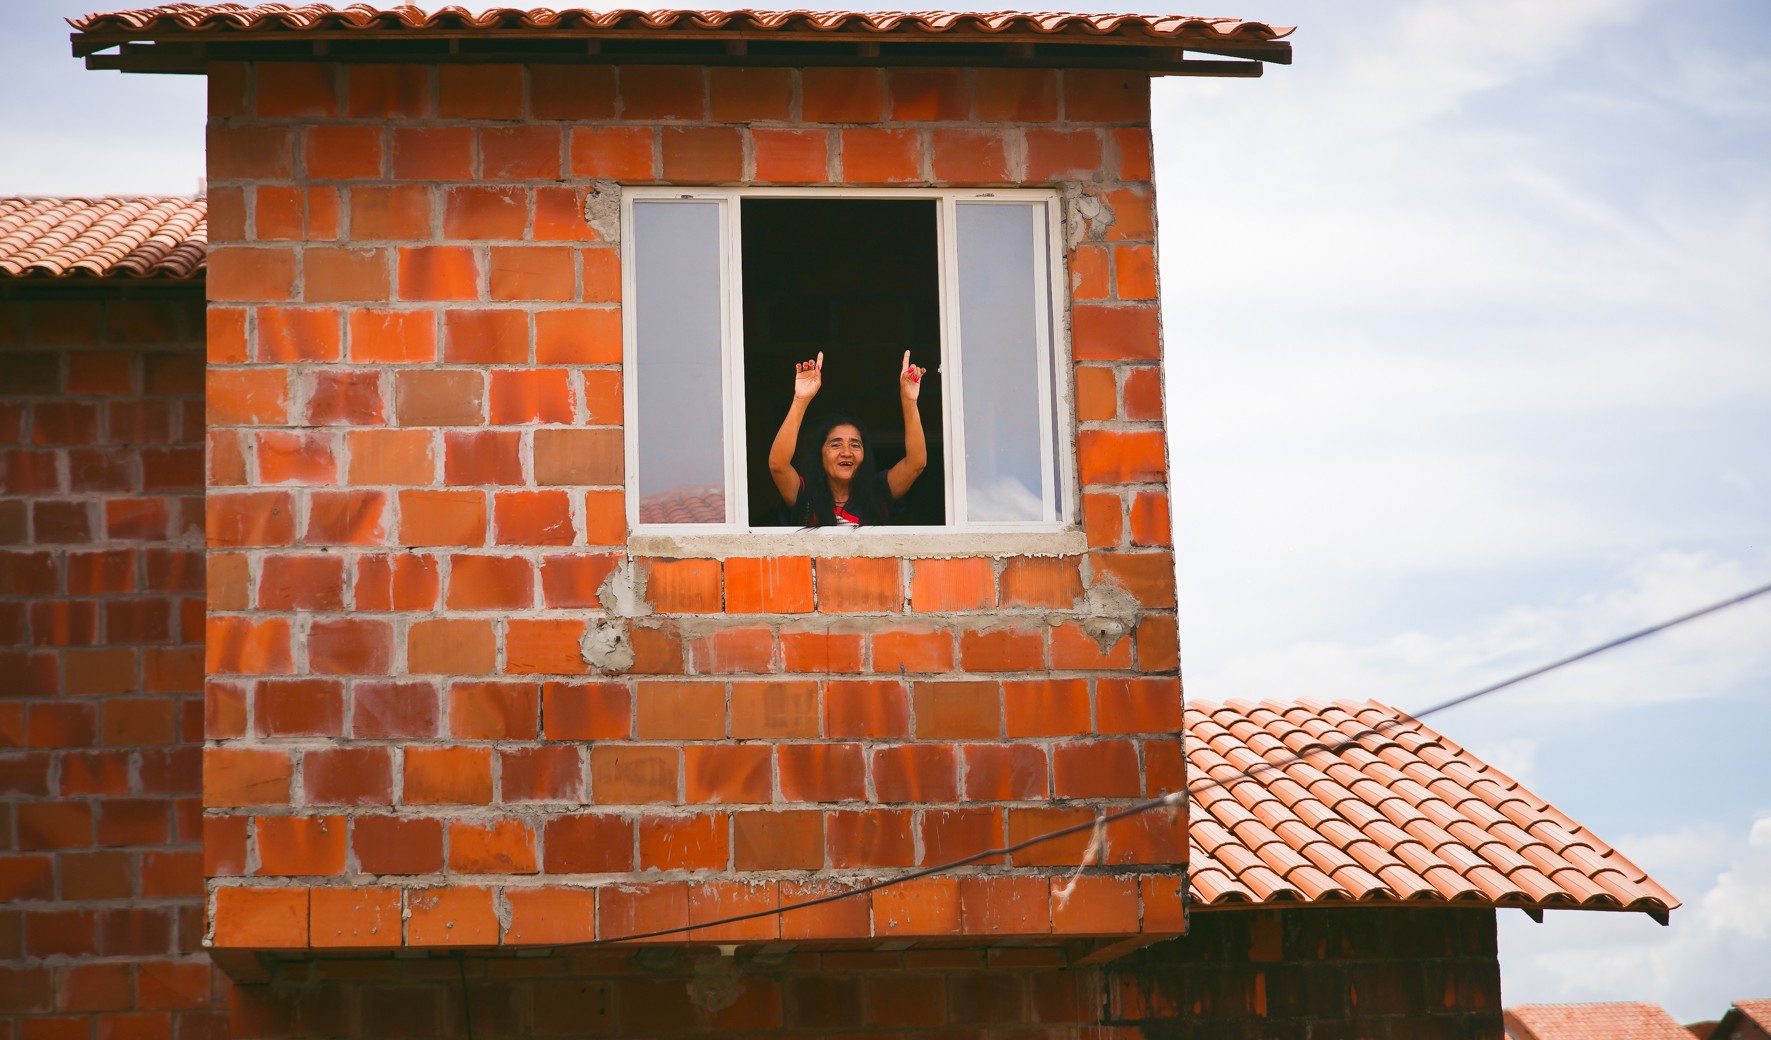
769,352 -> 823,507
886,350 -> 927,500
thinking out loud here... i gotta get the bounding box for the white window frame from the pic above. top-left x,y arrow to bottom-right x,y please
621,186 -> 1075,539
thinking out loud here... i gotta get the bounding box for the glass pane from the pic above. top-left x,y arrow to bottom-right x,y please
955,202 -> 1052,523
634,201 -> 728,525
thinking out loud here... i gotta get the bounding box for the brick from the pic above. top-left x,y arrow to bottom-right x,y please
645,557 -> 721,613
489,368 -> 575,424
490,245 -> 575,301
962,743 -> 1048,800
311,886 -> 401,948
254,677 -> 344,736
212,887 -> 308,948
730,680 -> 819,738
409,620 -> 499,676
442,428 -> 521,486
439,63 -> 524,118
1111,126 -> 1155,181
534,307 -> 620,364
1026,128 -> 1104,181
306,369 -> 385,426
304,489 -> 388,546
634,679 -> 725,739
838,129 -> 922,184
258,62 -> 339,117
506,618 -> 588,675
1090,551 -> 1177,608
541,814 -> 635,874
446,554 -> 534,610
1006,806 -> 1096,867
390,126 -> 473,180
872,876 -> 961,938
538,551 -> 620,608
709,66 -> 792,121
403,745 -> 493,804
910,557 -> 996,611
1082,491 -> 1124,548
207,125 -> 294,180
407,887 -> 498,946
824,679 -> 909,739
625,814 -> 725,875
349,309 -> 435,364
871,743 -> 958,803
827,808 -> 916,868
443,185 -> 527,240
1054,739 -> 1142,797
1129,489 -> 1171,546
580,248 -> 622,302
960,874 -> 1052,937
448,680 -> 540,739
304,746 -> 393,805
345,428 -> 434,486
689,625 -> 774,674
395,369 -> 480,428
347,63 -> 430,118
353,815 -> 443,874
258,553 -> 346,612
505,888 -> 599,946
661,127 -> 743,182
1050,621 -> 1133,670
397,246 -> 479,302
534,427 -> 622,485
781,627 -> 863,673
306,124 -> 384,179
816,556 -> 900,612
686,744 -> 771,803
501,745 -> 582,801
922,807 -> 1005,865
733,812 -> 824,870
398,489 -> 487,547
351,554 -> 436,613
1122,365 -> 1164,421
776,742 -> 865,802
479,125 -> 563,180
802,68 -> 885,122
304,246 -> 391,302
1075,363 -> 1118,419
887,67 -> 967,120
779,879 -> 872,942
1003,678 -> 1091,737
448,817 -> 537,873
255,815 -> 347,875
754,129 -> 829,183
205,615 -> 293,674
569,126 -> 655,179
590,745 -> 679,804
1078,430 -> 1166,485
1064,69 -> 1150,122
1073,304 -> 1160,361
959,625 -> 1046,672
688,879 -> 780,943
531,64 -> 617,119
975,67 -> 1058,121
1000,555 -> 1083,608
348,184 -> 432,240
206,368 -> 288,426
932,129 -> 1010,183
1137,614 -> 1179,672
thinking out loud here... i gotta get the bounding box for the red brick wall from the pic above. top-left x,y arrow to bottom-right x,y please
217,908 -> 1502,1039
203,59 -> 1180,953
0,288 -> 228,1035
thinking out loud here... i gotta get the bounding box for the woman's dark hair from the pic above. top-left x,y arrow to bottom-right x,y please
792,414 -> 891,526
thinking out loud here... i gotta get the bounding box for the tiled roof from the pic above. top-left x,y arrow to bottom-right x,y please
70,5 -> 1293,42
1719,1001 -> 1771,1040
1505,1003 -> 1698,1040
637,485 -> 727,525
1734,1002 -> 1771,1031
0,197 -> 206,280
1185,699 -> 1678,917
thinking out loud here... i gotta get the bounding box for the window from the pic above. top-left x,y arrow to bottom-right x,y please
624,188 -> 1069,532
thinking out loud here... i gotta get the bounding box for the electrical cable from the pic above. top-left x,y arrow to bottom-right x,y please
586,578 -> 1771,945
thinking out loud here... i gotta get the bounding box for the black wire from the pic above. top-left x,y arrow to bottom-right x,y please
586,578 -> 1771,945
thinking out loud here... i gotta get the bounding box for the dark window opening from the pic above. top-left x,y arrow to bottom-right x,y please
740,198 -> 947,527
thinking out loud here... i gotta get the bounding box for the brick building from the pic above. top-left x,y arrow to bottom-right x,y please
0,4 -> 1678,1037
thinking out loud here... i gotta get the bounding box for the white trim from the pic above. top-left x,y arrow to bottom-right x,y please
623,185 -> 1073,536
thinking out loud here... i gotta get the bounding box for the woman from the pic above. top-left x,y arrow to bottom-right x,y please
768,350 -> 927,526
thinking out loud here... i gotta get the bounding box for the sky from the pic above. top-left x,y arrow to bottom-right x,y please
5,0 -> 1769,1021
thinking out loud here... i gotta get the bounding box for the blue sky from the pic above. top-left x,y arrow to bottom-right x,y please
6,0 -> 1768,1019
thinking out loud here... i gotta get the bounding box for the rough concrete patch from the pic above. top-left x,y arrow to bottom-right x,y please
1063,183 -> 1115,250
584,181 -> 621,242
686,952 -> 744,1014
597,558 -> 650,618
1081,579 -> 1140,653
582,619 -> 635,674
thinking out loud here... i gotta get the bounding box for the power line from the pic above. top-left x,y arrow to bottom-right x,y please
589,578 -> 1771,945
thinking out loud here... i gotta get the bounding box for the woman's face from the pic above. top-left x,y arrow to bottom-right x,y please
821,424 -> 864,482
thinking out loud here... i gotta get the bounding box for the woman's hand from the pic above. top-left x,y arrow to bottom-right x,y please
794,352 -> 824,402
899,350 -> 925,403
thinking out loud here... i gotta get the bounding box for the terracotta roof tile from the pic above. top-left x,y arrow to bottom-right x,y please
0,197 -> 206,280
1506,1003 -> 1698,1040
1731,1002 -> 1771,1033
1184,699 -> 1679,917
70,4 -> 1293,43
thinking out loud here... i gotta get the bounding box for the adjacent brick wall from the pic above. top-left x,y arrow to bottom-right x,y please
214,908 -> 1502,1039
203,59 -> 1182,952
0,287 -> 228,1035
